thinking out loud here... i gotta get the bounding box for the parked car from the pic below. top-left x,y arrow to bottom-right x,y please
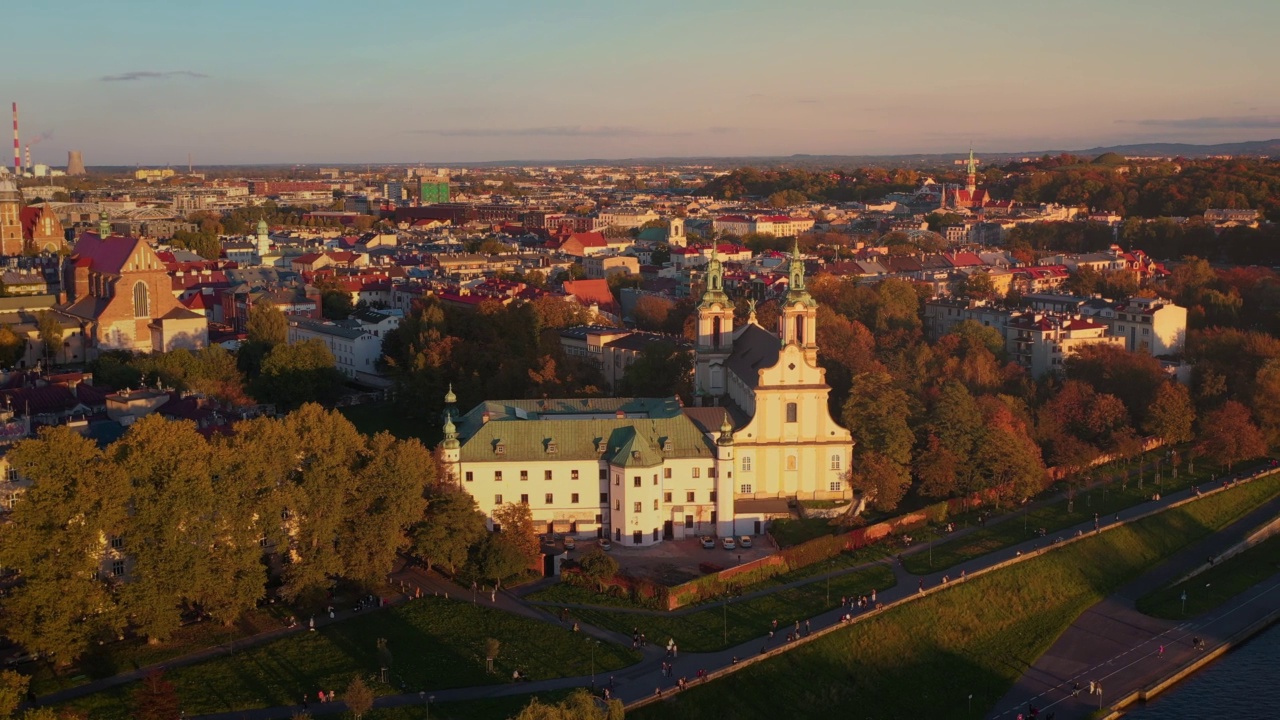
739,535 -> 753,548
701,536 -> 716,549
563,536 -> 576,551
722,537 -> 737,550
597,537 -> 612,551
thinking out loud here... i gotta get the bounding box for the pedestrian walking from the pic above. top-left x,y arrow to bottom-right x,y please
1158,644 -> 1164,658
1072,681 -> 1080,697
1088,680 -> 1095,695
309,616 -> 315,631
918,578 -> 924,594
870,589 -> 876,603
805,619 -> 810,634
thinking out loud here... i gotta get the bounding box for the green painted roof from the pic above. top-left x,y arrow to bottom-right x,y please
456,397 -> 715,466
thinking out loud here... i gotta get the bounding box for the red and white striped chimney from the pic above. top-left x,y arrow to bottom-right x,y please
12,102 -> 19,176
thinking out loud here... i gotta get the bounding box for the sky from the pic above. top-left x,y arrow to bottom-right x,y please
5,0 -> 1280,165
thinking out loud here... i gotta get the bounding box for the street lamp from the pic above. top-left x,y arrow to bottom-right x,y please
590,639 -> 599,690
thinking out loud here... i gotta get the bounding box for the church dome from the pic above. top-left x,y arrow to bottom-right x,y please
0,177 -> 22,203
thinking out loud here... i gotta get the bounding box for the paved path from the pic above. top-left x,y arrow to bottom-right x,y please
989,492 -> 1280,720
184,466 -> 1280,719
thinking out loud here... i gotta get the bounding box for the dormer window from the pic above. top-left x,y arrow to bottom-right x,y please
632,450 -> 640,459
661,438 -> 673,452
495,443 -> 506,455
597,440 -> 608,454
547,441 -> 557,454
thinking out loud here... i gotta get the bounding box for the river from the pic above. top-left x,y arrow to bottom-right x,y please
1122,621 -> 1280,718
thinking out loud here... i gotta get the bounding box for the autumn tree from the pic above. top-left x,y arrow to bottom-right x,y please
514,689 -> 625,720
0,427 -> 129,665
1143,382 -> 1196,445
492,502 -> 541,567
1198,401 -> 1266,472
0,670 -> 29,720
616,341 -> 693,401
577,547 -> 619,592
251,339 -> 346,409
343,676 -> 374,720
36,311 -> 63,366
340,433 -> 433,587
131,670 -> 181,720
0,324 -> 27,368
247,298 -> 288,346
411,489 -> 488,574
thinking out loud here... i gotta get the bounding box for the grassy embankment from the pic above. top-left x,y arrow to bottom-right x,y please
563,565 -> 895,654
905,455 -> 1251,575
57,596 -> 639,720
627,470 -> 1280,720
1137,531 -> 1280,619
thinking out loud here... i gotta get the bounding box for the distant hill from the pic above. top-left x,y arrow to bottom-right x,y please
1065,139 -> 1280,158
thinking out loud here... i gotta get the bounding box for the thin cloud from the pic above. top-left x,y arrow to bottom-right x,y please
417,126 -> 652,138
99,70 -> 209,82
1123,115 -> 1280,130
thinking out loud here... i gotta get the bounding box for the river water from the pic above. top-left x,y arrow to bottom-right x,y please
1122,621 -> 1280,718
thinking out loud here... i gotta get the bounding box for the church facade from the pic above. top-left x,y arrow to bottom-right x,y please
441,247 -> 853,546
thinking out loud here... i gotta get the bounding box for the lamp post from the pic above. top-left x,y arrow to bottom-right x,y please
590,640 -> 598,690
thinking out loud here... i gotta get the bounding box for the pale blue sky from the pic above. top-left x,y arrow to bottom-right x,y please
5,0 -> 1279,165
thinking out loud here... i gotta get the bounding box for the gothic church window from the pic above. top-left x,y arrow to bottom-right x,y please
133,281 -> 150,318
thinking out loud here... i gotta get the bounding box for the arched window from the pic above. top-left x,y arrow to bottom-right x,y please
712,316 -> 721,349
830,454 -> 842,470
786,455 -> 797,471
132,281 -> 150,318
794,315 -> 804,344
786,402 -> 798,423
741,455 -> 752,472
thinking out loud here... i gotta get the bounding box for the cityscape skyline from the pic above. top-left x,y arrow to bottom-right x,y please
4,0 -> 1280,165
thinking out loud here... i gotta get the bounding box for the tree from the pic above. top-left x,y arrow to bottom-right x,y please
484,638 -> 501,674
279,405 -> 365,602
616,341 -> 693,401
114,416 -> 218,643
514,689 -> 625,720
845,451 -> 911,513
251,339 -> 346,409
577,547 -> 619,592
0,427 -> 129,665
0,670 -> 29,720
340,433 -> 433,587
169,230 -> 221,260
1198,401 -> 1266,472
411,489 -> 488,573
36,311 -> 63,367
1143,382 -> 1196,445
247,298 -> 288,346
476,533 -> 530,587
767,189 -> 807,208
632,295 -> 674,332
492,502 -> 541,567
1251,360 -> 1280,444
842,372 -> 914,467
343,676 -> 374,720
131,670 -> 181,720
0,324 -> 27,368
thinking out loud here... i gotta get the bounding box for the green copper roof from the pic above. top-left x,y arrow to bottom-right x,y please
699,244 -> 731,309
455,397 -> 715,466
783,238 -> 817,307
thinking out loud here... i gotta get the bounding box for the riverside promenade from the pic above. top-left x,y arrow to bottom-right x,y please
989,492 -> 1280,720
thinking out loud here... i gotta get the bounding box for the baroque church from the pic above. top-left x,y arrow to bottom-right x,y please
441,246 -> 853,546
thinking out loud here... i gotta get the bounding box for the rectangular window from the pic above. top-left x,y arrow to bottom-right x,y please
709,467 -> 716,478
545,470 -> 553,481
663,491 -> 672,503
830,455 -> 842,470
520,494 -> 529,505
742,456 -> 752,472
633,530 -> 643,545
692,468 -> 700,478
111,560 -> 125,577
545,493 -> 554,505
600,492 -> 608,503
614,474 -> 620,486
829,481 -> 844,492
663,468 -> 672,479
684,515 -> 693,529
786,402 -> 798,423
653,474 -> 659,485
571,493 -> 580,504
110,535 -> 124,549
633,476 -> 641,488
710,491 -> 717,502
601,468 -> 609,480
465,471 -> 474,482
653,499 -> 659,510
495,494 -> 503,505
686,491 -> 695,502
740,484 -> 753,494
494,471 -> 503,482
633,501 -> 642,513
520,470 -> 529,481
614,499 -> 620,511
572,469 -> 580,480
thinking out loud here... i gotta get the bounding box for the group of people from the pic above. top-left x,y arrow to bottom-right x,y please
630,628 -> 648,649
301,689 -> 337,709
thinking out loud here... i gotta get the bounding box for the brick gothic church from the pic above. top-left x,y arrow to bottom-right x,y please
58,217 -> 207,353
0,177 -> 65,255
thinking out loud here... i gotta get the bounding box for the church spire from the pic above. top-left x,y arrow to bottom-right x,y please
698,239 -> 729,308
966,147 -> 977,194
783,239 -> 815,308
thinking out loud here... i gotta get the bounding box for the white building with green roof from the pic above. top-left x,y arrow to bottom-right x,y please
441,241 -> 854,547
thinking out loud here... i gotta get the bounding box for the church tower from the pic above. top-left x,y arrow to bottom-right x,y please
778,240 -> 818,366
440,385 -> 461,484
0,178 -> 23,256
695,244 -> 734,399
965,148 -> 977,195
255,218 -> 271,262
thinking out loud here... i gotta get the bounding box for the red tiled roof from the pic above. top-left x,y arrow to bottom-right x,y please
72,232 -> 147,275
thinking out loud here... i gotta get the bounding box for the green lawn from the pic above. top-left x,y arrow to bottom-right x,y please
1137,532 -> 1280,619
340,401 -> 434,445
362,691 -> 573,720
768,517 -> 838,547
568,566 -> 895,653
58,596 -> 639,720
628,469 -> 1280,720
904,457 -> 1245,575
